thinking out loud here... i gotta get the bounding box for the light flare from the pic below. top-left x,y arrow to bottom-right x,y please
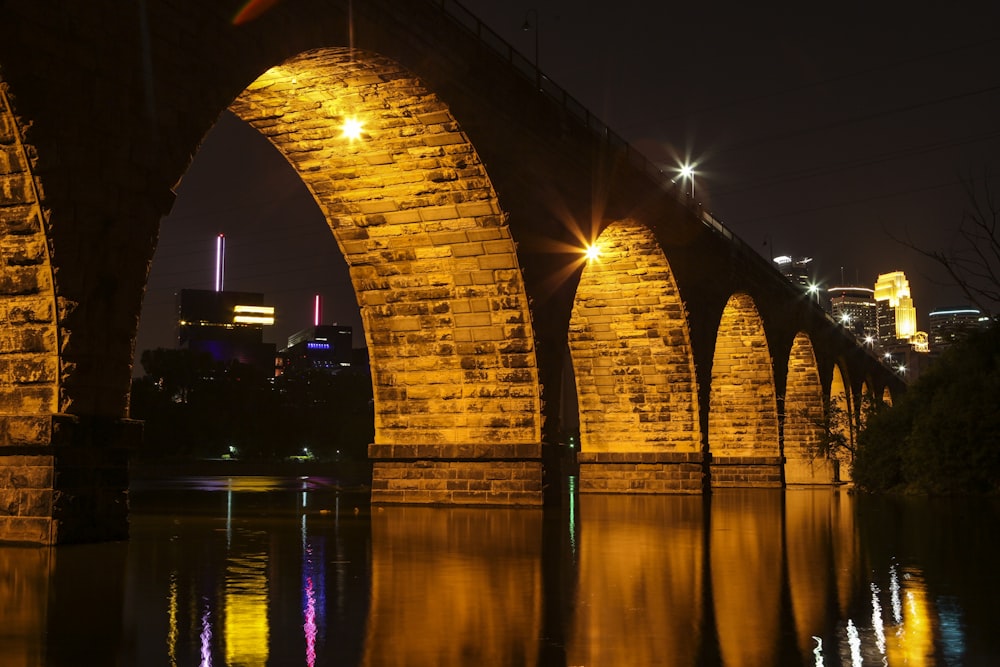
341,117 -> 364,141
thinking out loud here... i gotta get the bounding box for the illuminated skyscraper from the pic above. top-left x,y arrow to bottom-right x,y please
874,271 -> 917,344
828,286 -> 877,343
772,255 -> 813,290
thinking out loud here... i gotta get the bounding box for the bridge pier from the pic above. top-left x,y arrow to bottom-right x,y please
577,452 -> 706,494
368,443 -> 544,506
0,415 -> 137,545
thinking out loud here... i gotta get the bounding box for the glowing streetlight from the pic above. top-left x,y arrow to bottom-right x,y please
585,244 -> 600,262
679,164 -> 696,198
806,282 -> 820,304
839,312 -> 851,326
864,335 -> 874,347
341,116 -> 364,141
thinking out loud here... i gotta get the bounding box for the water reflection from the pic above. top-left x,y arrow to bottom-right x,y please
364,507 -> 543,666
0,478 -> 997,665
567,494 -> 704,666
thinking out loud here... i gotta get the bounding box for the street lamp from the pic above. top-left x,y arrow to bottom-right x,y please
679,164 -> 695,198
522,9 -> 540,89
806,282 -> 820,304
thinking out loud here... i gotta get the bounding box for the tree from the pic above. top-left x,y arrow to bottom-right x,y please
898,172 -> 1000,314
854,323 -> 1000,494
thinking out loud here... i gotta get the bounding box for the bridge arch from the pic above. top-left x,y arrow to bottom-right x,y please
708,293 -> 781,486
0,87 -> 59,416
570,220 -> 703,492
225,49 -> 543,503
568,220 -> 700,453
230,49 -> 540,449
783,332 -> 836,483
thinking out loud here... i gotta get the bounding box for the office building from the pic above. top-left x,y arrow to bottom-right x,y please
828,286 -> 877,343
279,324 -> 353,377
177,288 -> 276,374
772,255 -> 814,290
928,307 -> 990,349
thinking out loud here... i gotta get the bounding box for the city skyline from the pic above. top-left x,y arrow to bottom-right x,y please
134,1 -> 1000,360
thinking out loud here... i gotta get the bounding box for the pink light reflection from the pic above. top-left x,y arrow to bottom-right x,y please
304,576 -> 317,667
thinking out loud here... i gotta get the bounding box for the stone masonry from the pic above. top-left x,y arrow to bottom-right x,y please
0,1 -> 907,540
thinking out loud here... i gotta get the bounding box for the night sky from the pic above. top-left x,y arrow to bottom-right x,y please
134,0 -> 1000,363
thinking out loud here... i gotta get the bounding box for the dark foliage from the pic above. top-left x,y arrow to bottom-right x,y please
854,323 -> 1000,494
131,349 -> 374,462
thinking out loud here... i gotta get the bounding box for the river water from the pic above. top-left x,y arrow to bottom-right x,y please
1,476 -> 997,666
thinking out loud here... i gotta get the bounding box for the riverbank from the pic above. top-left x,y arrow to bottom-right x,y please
130,458 -> 373,488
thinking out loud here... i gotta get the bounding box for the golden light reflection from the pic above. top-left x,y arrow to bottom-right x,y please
363,507 -> 543,666
0,547 -> 49,667
886,569 -> 936,666
224,551 -> 270,667
567,495 -> 704,667
785,489 -> 836,660
341,116 -> 364,141
712,490 -> 783,667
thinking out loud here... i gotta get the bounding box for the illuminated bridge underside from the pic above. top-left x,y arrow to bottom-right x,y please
569,221 -> 703,493
229,49 -> 542,505
708,294 -> 781,487
783,332 -> 836,484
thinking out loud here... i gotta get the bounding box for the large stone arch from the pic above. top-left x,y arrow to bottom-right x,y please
0,86 -> 59,416
568,220 -> 703,493
783,332 -> 836,484
228,49 -> 542,504
708,293 -> 781,487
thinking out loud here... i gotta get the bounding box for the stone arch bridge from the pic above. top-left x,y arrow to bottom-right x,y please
0,1 -> 902,543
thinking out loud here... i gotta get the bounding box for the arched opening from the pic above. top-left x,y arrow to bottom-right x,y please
568,220 -> 700,454
829,363 -> 853,482
224,49 -> 541,454
783,332 -> 835,484
568,220 -> 703,492
881,385 -> 893,407
708,293 -> 779,457
708,293 -> 781,486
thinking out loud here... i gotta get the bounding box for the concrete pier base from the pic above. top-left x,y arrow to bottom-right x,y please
368,443 -> 543,506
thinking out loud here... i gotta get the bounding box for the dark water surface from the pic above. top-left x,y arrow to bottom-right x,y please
1,476 -> 997,666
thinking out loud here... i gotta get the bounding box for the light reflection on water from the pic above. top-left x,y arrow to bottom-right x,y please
0,478 -> 997,666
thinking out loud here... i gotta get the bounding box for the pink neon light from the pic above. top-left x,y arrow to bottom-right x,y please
313,294 -> 321,327
215,234 -> 225,292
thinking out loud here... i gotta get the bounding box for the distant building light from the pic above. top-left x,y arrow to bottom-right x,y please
928,308 -> 981,317
773,255 -> 792,265
233,304 -> 275,326
306,342 -> 330,349
828,286 -> 875,295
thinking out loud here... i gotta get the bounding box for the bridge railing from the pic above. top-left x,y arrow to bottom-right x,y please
436,2 -> 743,241
437,1 -> 899,377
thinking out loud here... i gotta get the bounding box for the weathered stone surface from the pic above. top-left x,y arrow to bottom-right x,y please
0,0 -> 906,530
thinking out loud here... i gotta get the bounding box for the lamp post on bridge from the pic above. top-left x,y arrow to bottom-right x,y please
679,163 -> 695,199
522,9 -> 540,89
